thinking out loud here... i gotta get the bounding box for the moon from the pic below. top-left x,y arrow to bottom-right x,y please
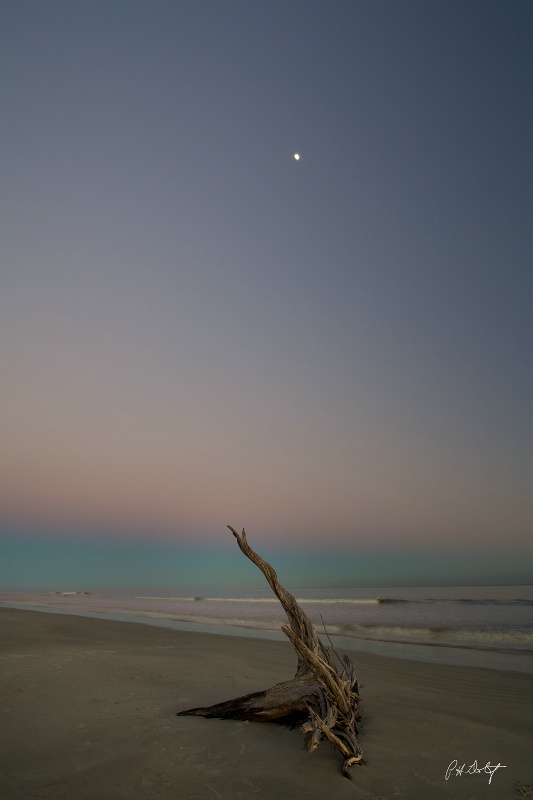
293,153 -> 300,160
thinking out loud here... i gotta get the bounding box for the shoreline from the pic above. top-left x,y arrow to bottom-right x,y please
2,600 -> 533,674
1,607 -> 532,800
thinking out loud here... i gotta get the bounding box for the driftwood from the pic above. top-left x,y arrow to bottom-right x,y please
178,526 -> 363,777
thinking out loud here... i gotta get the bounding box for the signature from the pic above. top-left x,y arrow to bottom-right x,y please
445,759 -> 507,785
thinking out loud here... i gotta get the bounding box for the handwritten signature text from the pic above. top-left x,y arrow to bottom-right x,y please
445,759 -> 507,785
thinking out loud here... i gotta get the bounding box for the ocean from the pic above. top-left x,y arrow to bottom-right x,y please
2,584 -> 532,673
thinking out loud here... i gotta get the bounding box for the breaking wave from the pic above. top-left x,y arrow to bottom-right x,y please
133,595 -> 533,606
2,588 -> 532,658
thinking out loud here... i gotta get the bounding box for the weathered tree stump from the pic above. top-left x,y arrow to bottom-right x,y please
178,526 -> 363,777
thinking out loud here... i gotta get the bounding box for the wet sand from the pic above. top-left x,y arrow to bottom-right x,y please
0,607 -> 531,799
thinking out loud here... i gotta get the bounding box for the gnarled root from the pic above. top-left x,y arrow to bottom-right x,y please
178,526 -> 363,776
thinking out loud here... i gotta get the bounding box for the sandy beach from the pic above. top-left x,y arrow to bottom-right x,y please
1,608 -> 531,800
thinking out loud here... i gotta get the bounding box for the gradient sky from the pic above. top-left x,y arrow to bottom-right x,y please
2,0 -> 532,589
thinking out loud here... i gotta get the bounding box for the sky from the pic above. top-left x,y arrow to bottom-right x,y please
1,0 -> 532,590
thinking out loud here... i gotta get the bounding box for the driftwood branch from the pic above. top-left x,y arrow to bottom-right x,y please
178,526 -> 363,776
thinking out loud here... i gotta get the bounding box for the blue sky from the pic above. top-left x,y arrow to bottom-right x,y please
1,0 -> 532,589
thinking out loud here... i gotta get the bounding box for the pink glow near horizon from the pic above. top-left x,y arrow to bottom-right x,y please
1,2 -> 532,588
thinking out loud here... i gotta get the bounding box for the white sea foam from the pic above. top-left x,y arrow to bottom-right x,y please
2,585 -> 532,670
